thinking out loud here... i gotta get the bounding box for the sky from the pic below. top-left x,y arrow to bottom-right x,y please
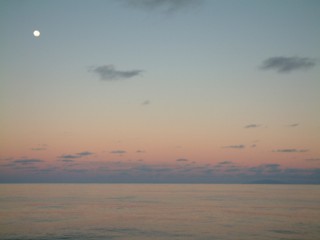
0,0 -> 320,183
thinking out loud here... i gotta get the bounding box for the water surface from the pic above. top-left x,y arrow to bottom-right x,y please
0,184 -> 319,240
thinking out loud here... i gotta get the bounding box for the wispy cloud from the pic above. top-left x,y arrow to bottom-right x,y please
59,154 -> 81,159
288,123 -> 299,127
30,144 -> 47,151
14,159 -> 44,164
273,149 -> 308,153
58,151 -> 94,161
260,56 -> 316,73
124,0 -> 202,12
34,167 -> 58,174
77,151 -> 94,156
176,158 -> 189,162
223,145 -> 245,149
60,159 -> 75,163
136,150 -> 146,153
110,150 -> 127,154
31,148 -> 46,151
244,124 -> 260,129
141,100 -> 150,105
89,65 -> 143,81
305,158 -> 320,161
217,161 -> 233,165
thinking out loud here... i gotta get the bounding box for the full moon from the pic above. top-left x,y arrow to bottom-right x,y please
33,30 -> 40,37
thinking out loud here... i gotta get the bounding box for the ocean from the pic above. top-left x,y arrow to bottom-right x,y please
0,184 -> 319,240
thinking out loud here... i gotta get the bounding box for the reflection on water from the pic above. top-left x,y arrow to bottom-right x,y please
0,184 -> 319,240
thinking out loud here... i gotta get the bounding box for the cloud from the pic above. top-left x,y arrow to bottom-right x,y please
264,163 -> 281,169
260,56 -> 316,73
110,150 -> 127,154
213,161 -> 238,172
59,154 -> 81,159
223,145 -> 245,149
141,100 -> 150,105
133,164 -> 173,174
305,158 -> 320,161
89,65 -> 143,81
136,150 -> 146,153
58,151 -> 94,159
0,163 -> 17,167
77,151 -> 94,156
249,164 -> 281,174
244,124 -> 260,129
176,158 -> 189,162
60,159 -> 75,163
224,167 -> 241,172
2,158 -> 320,183
288,123 -> 299,127
35,167 -> 57,174
31,144 -> 47,151
67,169 -> 88,174
13,159 -> 44,164
218,161 -> 233,165
273,149 -> 308,153
31,147 -> 46,151
124,0 -> 202,12
283,168 -> 311,175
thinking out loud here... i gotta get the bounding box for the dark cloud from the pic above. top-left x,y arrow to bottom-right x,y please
273,149 -> 308,153
223,145 -> 245,149
77,151 -> 94,156
213,162 -> 239,173
58,151 -> 94,159
133,164 -> 173,173
59,154 -> 81,159
260,56 -> 316,73
13,159 -> 44,164
67,169 -> 88,174
225,167 -> 241,172
282,168 -> 315,175
124,0 -> 202,12
264,164 -> 281,168
218,161 -> 233,165
35,167 -> 57,173
110,150 -> 127,154
249,164 -> 281,174
89,65 -> 143,81
2,159 -> 320,183
244,124 -> 260,128
176,158 -> 189,162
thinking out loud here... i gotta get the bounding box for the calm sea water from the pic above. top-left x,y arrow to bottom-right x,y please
0,184 -> 319,240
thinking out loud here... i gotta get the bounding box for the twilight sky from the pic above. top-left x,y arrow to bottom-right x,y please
1,0 -> 320,183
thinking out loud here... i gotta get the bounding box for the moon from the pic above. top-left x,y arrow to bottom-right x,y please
33,30 -> 40,37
